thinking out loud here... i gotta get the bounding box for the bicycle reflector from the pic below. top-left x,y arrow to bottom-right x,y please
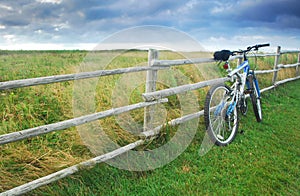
223,62 -> 229,70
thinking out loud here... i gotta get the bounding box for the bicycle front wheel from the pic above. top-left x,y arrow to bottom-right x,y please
248,75 -> 262,122
204,84 -> 239,146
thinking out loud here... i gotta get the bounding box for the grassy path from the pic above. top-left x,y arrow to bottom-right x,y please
31,80 -> 300,195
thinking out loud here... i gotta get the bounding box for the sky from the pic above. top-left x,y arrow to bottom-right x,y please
0,0 -> 300,51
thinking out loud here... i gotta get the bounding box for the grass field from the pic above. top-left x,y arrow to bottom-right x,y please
31,79 -> 299,196
0,50 -> 299,195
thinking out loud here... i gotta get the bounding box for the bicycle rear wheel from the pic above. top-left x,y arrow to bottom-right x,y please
204,84 -> 239,146
248,75 -> 262,122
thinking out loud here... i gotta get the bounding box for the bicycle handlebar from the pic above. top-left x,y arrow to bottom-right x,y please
233,43 -> 270,54
257,43 -> 270,48
247,43 -> 270,51
213,43 -> 270,61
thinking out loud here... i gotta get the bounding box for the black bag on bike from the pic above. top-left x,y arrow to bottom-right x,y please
213,50 -> 232,61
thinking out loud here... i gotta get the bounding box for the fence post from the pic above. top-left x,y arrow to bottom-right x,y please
144,49 -> 159,131
272,46 -> 281,84
296,52 -> 300,76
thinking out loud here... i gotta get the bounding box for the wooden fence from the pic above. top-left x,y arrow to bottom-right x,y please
0,46 -> 300,195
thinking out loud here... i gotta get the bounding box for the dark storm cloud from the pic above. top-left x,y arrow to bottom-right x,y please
0,0 -> 63,26
1,0 -> 298,33
212,0 -> 300,29
0,0 -> 299,49
85,7 -> 120,20
1,17 -> 30,27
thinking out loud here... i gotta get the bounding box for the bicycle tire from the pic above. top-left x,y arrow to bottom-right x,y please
204,84 -> 239,146
248,75 -> 262,122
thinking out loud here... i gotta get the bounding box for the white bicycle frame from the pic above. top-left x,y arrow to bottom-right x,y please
226,60 -> 251,113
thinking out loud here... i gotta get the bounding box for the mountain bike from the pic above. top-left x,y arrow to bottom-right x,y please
204,43 -> 270,146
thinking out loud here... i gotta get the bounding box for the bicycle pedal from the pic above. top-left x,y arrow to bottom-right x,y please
244,89 -> 252,94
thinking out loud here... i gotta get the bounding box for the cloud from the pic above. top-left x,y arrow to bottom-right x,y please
0,0 -> 64,27
201,34 -> 300,51
0,4 -> 13,10
36,0 -> 62,4
211,0 -> 300,29
275,15 -> 300,29
0,0 -> 299,50
3,34 -> 17,43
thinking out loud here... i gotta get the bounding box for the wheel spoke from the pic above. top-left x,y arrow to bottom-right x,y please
204,84 -> 239,145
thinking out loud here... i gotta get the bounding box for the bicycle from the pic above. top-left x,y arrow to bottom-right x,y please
204,43 -> 270,146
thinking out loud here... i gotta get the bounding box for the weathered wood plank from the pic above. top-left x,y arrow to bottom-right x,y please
229,53 -> 278,60
260,76 -> 300,93
260,85 -> 276,93
153,53 -> 279,66
255,69 -> 280,74
277,63 -> 300,69
142,77 -> 229,102
144,49 -> 159,131
153,53 -> 280,67
0,99 -> 168,145
0,140 -> 144,196
0,66 -> 166,90
281,50 -> 300,54
296,53 -> 300,76
152,58 -> 215,67
272,46 -> 281,84
275,75 -> 300,86
254,53 -> 280,57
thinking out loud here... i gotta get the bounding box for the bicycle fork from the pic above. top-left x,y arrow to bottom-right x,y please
245,73 -> 261,98
213,90 -> 237,119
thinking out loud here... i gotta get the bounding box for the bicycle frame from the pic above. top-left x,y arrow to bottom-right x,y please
226,59 -> 261,115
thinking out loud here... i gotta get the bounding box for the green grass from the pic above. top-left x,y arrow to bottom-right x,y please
0,50 -> 299,195
32,82 -> 300,196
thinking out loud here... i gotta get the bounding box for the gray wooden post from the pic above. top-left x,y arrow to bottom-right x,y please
296,52 -> 300,76
272,46 -> 281,84
144,49 -> 159,131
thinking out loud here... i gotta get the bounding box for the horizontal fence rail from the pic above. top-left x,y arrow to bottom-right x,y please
277,63 -> 300,69
275,75 -> 300,86
281,50 -> 300,54
142,77 -> 229,102
255,69 -> 280,74
1,46 -> 300,195
1,139 -> 145,196
0,66 -> 167,90
0,99 -> 168,145
152,58 -> 215,66
229,53 -> 278,60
